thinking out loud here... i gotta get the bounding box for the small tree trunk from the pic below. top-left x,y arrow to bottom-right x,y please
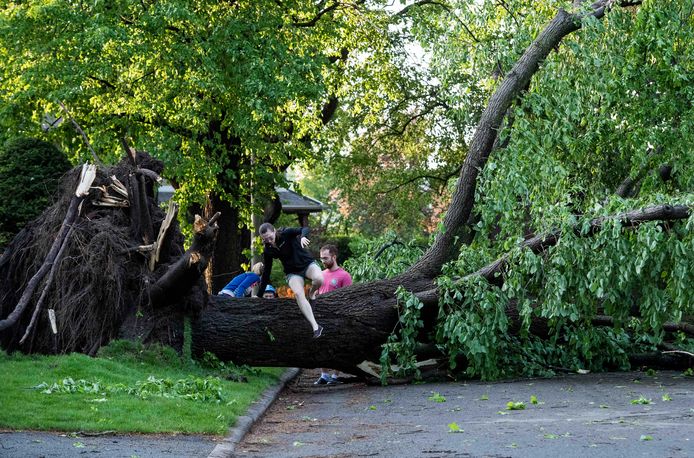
204,194 -> 251,293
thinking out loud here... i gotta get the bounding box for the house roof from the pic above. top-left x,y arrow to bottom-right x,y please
276,187 -> 324,213
157,184 -> 325,214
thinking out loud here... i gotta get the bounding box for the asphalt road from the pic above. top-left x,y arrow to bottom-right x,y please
235,369 -> 694,458
0,431 -> 217,457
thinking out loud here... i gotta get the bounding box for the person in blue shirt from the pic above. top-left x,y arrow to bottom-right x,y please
219,262 -> 264,297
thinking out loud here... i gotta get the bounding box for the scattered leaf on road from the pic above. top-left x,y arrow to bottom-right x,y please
428,392 -> 446,402
506,401 -> 525,410
630,396 -> 652,405
448,422 -> 463,433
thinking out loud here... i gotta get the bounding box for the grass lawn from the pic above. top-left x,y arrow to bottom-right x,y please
0,341 -> 284,435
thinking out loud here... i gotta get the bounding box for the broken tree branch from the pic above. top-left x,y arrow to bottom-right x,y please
148,213 -> 220,307
414,203 -> 691,305
473,204 -> 690,285
149,200 -> 179,271
58,101 -> 104,166
19,225 -> 75,345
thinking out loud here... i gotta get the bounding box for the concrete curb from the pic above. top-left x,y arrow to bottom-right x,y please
208,367 -> 300,458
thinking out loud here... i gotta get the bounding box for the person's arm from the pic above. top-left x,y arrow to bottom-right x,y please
287,227 -> 310,247
256,251 -> 272,298
234,273 -> 260,297
281,227 -> 311,248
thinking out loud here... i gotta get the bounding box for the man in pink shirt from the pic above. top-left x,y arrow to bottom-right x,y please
318,244 -> 352,295
315,244 -> 352,385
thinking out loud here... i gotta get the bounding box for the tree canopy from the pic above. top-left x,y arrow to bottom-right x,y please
301,0 -> 692,239
0,0 -> 408,287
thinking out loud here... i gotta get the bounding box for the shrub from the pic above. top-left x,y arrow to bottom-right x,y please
0,137 -> 71,246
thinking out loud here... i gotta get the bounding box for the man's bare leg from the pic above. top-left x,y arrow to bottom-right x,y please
305,263 -> 323,300
288,275 -> 319,331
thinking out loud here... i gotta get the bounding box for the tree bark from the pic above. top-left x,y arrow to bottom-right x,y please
149,214 -> 220,308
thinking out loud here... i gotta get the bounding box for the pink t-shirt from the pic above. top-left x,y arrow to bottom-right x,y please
318,267 -> 352,294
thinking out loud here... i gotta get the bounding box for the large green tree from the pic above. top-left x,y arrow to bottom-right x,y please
0,0 -> 403,290
195,0 -> 692,377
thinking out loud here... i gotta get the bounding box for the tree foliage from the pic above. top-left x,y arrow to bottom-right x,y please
0,0 -> 415,287
1,2 -> 405,246
312,0 -> 693,380
1,1 -> 692,380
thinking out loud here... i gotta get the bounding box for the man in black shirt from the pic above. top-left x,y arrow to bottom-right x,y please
256,223 -> 324,338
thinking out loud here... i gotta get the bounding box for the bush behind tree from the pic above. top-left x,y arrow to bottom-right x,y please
0,137 -> 72,247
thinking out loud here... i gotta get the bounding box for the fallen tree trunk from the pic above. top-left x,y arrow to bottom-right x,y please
192,278 -> 432,374
192,295 -> 395,374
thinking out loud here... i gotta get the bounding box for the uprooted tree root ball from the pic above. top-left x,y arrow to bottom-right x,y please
0,151 -> 210,355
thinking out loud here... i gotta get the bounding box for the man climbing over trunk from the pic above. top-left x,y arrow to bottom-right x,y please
256,223 -> 324,338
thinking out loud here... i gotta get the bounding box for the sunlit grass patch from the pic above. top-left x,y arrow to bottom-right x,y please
0,342 -> 283,435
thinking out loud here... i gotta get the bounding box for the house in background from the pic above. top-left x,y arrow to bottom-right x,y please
157,184 -> 324,227
275,187 -> 324,227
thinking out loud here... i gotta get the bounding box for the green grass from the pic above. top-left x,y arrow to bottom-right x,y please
0,341 -> 284,435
